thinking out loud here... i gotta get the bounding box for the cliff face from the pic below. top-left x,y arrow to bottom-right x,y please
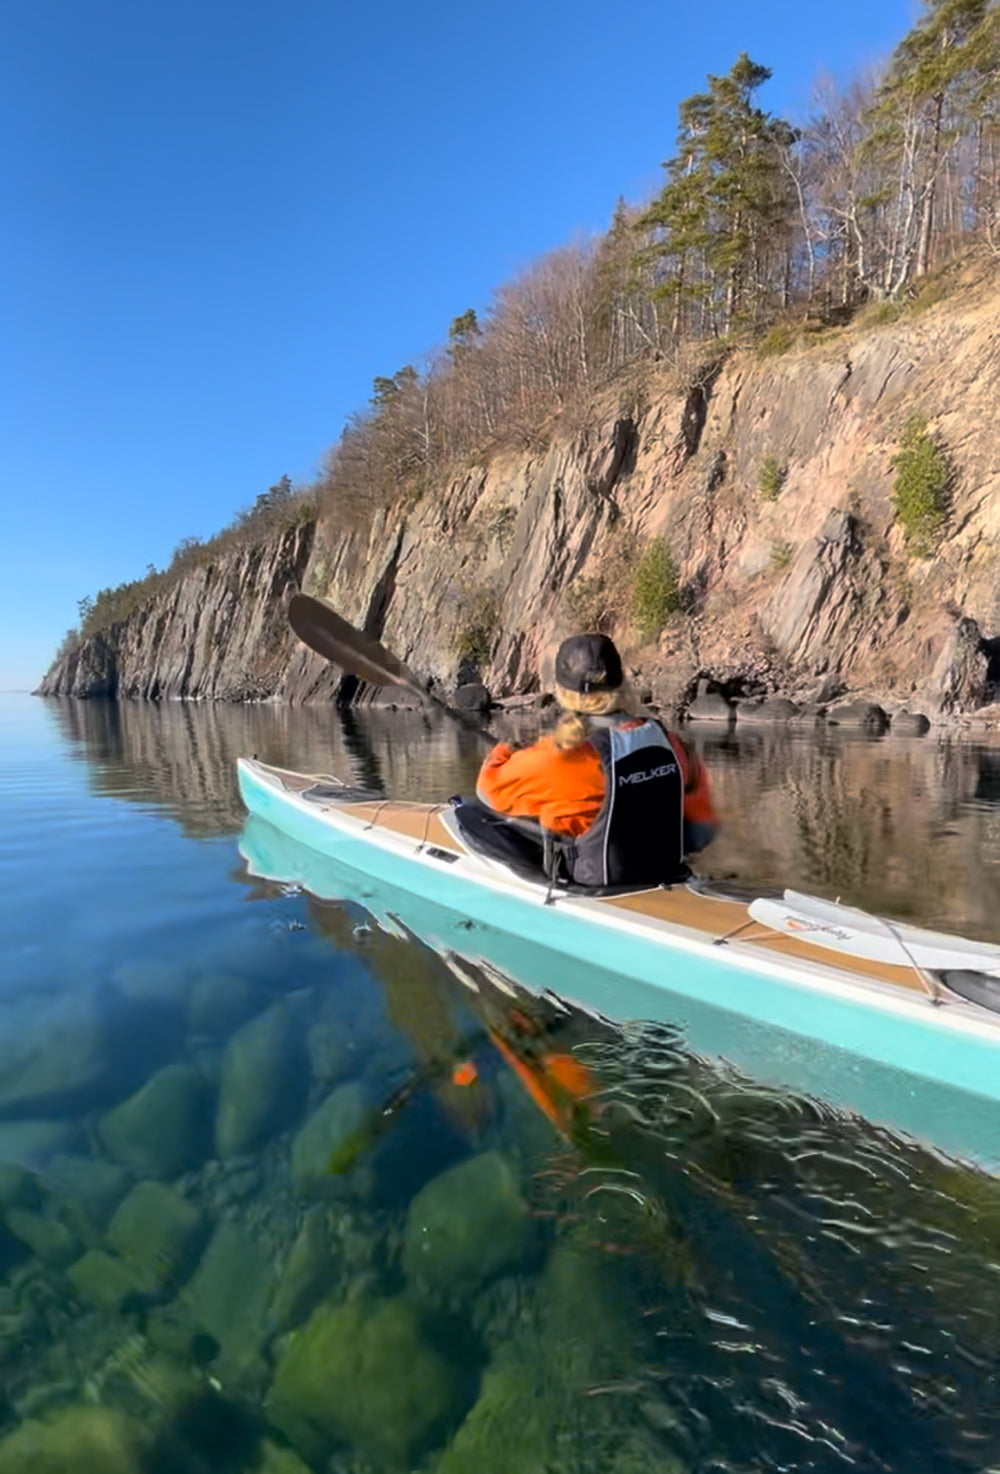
39,525 -> 318,700
40,262 -> 1000,719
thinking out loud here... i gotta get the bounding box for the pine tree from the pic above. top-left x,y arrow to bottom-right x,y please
635,54 -> 798,336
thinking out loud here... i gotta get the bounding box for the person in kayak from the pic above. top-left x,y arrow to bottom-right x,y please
467,632 -> 717,889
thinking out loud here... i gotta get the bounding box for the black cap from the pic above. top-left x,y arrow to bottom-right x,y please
554,633 -> 624,694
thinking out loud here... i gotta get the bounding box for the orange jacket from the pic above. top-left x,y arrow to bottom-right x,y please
477,723 -> 717,838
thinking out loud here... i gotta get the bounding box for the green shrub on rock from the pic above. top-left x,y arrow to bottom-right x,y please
630,538 -> 680,641
758,454 -> 787,501
891,412 -> 950,557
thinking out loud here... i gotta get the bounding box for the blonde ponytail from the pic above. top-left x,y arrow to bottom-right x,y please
553,711 -> 590,750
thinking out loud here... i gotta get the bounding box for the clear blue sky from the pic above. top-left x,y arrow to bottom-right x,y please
1,0 -> 917,689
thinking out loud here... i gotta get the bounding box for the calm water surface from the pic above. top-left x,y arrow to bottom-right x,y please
3,691 -> 1000,1473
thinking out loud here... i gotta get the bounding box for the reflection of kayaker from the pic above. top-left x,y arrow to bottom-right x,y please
471,994 -> 600,1143
326,951 -> 603,1175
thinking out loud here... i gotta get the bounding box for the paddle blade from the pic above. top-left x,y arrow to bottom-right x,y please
288,594 -> 427,699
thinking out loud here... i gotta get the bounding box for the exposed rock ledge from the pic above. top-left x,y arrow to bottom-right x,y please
38,269 -> 1000,723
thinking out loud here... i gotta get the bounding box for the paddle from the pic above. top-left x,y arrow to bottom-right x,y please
287,593 -> 496,743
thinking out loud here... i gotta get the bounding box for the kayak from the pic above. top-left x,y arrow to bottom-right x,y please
236,757 -> 1000,1164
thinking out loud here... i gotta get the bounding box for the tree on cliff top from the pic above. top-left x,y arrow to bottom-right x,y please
634,54 -> 798,337
870,0 -> 1000,291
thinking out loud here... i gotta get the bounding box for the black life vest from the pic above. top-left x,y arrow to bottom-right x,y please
562,717 -> 688,890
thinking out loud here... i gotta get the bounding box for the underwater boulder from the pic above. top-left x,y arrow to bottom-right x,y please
105,1180 -> 206,1293
403,1150 -> 536,1294
290,1081 -> 370,1197
44,1153 -> 131,1237
254,1442 -> 312,1474
66,1248 -> 151,1312
0,1120 -> 81,1177
269,1207 -> 341,1333
0,991 -> 117,1118
187,971 -> 268,1040
177,1221 -> 277,1387
215,1001 -> 307,1159
99,1062 -> 214,1179
435,1359 -> 558,1474
112,957 -> 191,1007
0,1404 -> 147,1474
0,1163 -> 39,1213
3,1207 -> 78,1266
267,1295 -> 469,1468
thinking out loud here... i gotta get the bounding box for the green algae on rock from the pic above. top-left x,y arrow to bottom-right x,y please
267,1295 -> 470,1467
434,1358 -> 562,1474
403,1150 -> 536,1293
215,1001 -> 307,1159
99,1063 -> 214,1179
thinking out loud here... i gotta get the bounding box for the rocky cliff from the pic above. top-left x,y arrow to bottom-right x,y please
39,261 -> 1000,723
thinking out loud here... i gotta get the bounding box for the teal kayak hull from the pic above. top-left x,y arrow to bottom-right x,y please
237,758 -> 1000,1166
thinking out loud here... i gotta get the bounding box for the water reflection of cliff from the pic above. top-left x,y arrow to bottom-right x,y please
42,698 -> 1000,937
694,726 -> 1000,938
41,698 -> 487,838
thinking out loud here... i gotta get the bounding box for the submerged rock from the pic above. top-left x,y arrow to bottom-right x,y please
66,1248 -> 150,1311
267,1295 -> 469,1467
290,1081 -> 369,1196
3,1208 -> 78,1266
99,1062 -> 214,1179
187,971 -> 267,1040
435,1359 -> 557,1474
111,957 -> 189,1006
0,1164 -> 39,1213
215,1001 -> 307,1159
269,1207 -> 341,1333
0,1120 -> 80,1174
0,1404 -> 147,1474
44,1153 -> 131,1237
106,1181 -> 205,1293
254,1442 -> 312,1474
403,1150 -> 536,1293
178,1220 -> 277,1386
0,992 -> 116,1118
